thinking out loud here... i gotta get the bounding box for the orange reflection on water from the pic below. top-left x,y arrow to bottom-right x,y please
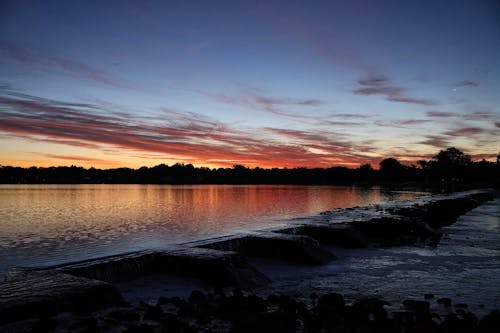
0,185 -> 422,271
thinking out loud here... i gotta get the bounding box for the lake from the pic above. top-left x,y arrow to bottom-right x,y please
0,185 -> 423,272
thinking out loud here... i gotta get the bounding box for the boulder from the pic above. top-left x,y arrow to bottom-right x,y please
275,223 -> 368,248
0,270 -> 124,325
352,217 -> 442,247
198,232 -> 336,265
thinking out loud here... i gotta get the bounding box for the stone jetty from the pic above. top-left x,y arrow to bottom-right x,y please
0,189 -> 496,328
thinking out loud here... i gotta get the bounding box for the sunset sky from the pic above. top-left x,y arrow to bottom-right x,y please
1,0 -> 499,169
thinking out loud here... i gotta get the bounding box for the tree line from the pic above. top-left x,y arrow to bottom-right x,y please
1,148 -> 499,189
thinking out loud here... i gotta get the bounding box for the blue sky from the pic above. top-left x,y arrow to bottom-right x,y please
1,0 -> 499,168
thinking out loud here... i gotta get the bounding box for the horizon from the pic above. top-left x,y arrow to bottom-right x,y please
1,1 -> 499,169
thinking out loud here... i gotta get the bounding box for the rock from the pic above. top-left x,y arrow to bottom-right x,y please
143,304 -> 164,321
316,293 -> 345,318
0,270 -> 125,325
352,217 -> 442,247
188,290 -> 207,305
162,247 -> 271,289
123,323 -> 156,333
61,247 -> 271,289
198,232 -> 336,265
403,299 -> 430,314
437,297 -> 452,307
424,293 -> 434,299
106,308 -> 141,322
31,316 -> 58,333
350,298 -> 388,321
275,223 -> 368,248
478,310 -> 500,333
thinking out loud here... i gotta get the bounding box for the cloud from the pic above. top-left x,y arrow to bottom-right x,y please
426,111 -> 456,118
453,80 -> 479,87
189,88 -> 330,122
462,111 -> 498,121
358,76 -> 389,86
376,119 -> 432,128
418,135 -> 450,148
470,153 -> 498,161
37,153 -> 117,165
354,76 -> 436,106
444,127 -> 485,136
0,88 -> 376,168
254,96 -> 323,107
0,40 -> 132,88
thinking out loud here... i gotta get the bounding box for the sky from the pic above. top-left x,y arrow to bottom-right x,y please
0,0 -> 499,169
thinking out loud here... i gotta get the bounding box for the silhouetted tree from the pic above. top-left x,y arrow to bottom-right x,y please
379,158 -> 406,181
433,147 -> 471,167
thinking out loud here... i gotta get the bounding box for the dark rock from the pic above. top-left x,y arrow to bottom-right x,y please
403,299 -> 430,314
188,290 -> 207,305
199,232 -> 336,265
160,313 -> 198,333
231,310 -> 299,333
276,223 -> 368,248
0,270 -> 125,325
107,308 -> 141,322
437,297 -> 452,307
478,310 -> 500,333
350,298 -> 388,322
352,217 -> 442,247
392,311 -> 415,327
123,323 -> 156,333
424,293 -> 434,299
316,293 -> 345,318
60,246 -> 271,290
456,303 -> 468,308
162,247 -> 271,289
143,304 -> 164,321
442,312 -> 479,333
68,316 -> 99,331
31,316 -> 58,333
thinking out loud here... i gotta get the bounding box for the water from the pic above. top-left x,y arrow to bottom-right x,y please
0,184 -> 421,272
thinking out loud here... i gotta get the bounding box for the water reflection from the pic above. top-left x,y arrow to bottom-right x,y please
0,185 -> 422,271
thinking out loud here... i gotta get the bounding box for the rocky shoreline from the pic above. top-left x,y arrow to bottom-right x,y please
1,189 -> 498,332
2,288 -> 499,332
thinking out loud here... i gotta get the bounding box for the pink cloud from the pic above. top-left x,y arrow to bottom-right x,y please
444,127 -> 485,136
426,111 -> 456,118
0,90 -> 378,168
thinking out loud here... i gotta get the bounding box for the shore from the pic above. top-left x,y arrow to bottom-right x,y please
1,189 -> 499,332
2,288 -> 499,332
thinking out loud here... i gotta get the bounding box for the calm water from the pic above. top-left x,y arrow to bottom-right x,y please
0,185 -> 422,272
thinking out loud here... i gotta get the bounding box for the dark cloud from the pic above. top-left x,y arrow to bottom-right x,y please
426,111 -> 456,118
354,76 -> 436,106
358,76 -> 390,86
462,111 -> 498,121
254,96 -> 324,107
453,80 -> 479,87
418,135 -> 450,148
444,127 -> 485,136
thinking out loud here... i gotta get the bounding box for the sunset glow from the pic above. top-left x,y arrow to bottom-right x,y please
1,1 -> 499,169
